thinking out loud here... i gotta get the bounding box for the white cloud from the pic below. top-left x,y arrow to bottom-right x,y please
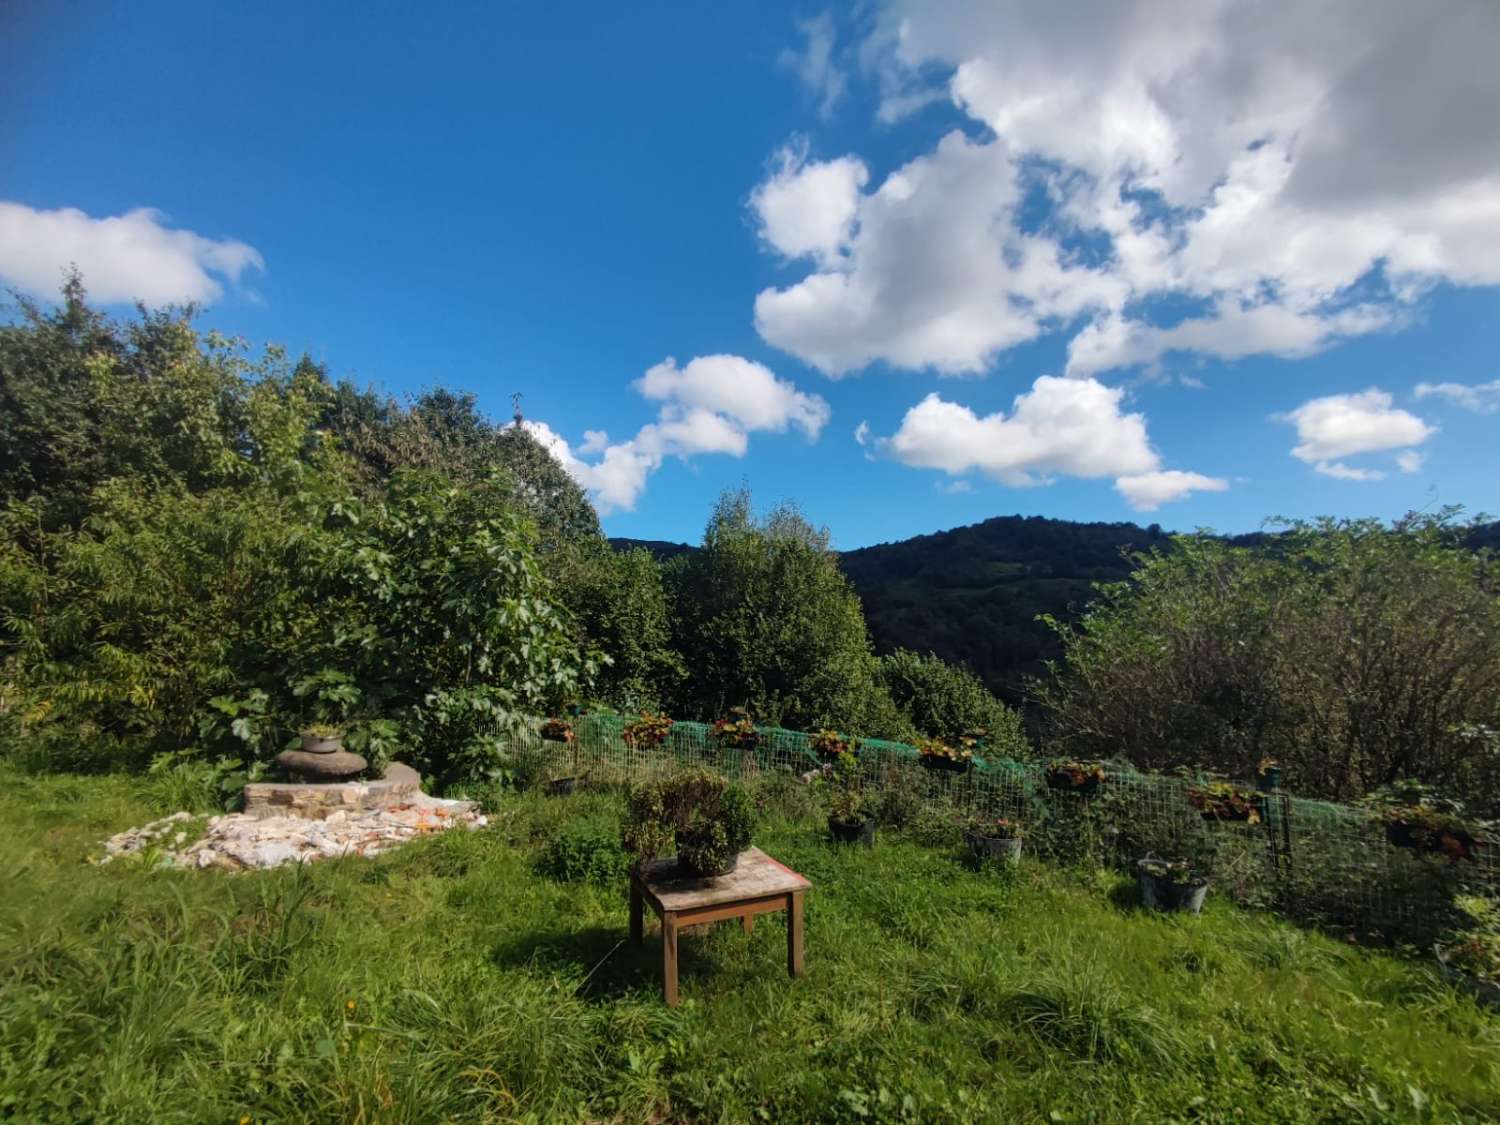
754,1 -> 1500,377
1314,461 -> 1385,482
0,201 -> 263,305
875,374 -> 1222,508
750,144 -> 868,268
935,479 -> 973,495
853,420 -> 870,446
1414,378 -> 1500,414
1281,389 -> 1434,462
1115,470 -> 1229,511
522,355 -> 829,514
1396,450 -> 1426,474
1278,388 -> 1435,481
635,354 -> 829,438
778,12 -> 846,119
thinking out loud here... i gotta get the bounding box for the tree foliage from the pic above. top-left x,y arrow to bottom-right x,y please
1037,513 -> 1500,810
0,285 -> 595,780
877,649 -> 1028,753
666,489 -> 908,737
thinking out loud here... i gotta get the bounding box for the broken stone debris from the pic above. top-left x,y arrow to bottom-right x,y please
99,793 -> 486,871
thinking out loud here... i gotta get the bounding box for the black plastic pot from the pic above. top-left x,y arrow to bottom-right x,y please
829,815 -> 876,848
676,842 -> 741,878
1137,860 -> 1209,914
544,776 -> 577,797
920,756 -> 971,774
1256,766 -> 1282,792
1046,772 -> 1100,794
965,831 -> 1022,863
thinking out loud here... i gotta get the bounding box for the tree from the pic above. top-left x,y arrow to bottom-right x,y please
878,649 -> 1028,753
666,489 -> 908,736
1036,513 -> 1500,809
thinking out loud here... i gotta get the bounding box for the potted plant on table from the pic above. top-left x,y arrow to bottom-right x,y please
1136,857 -> 1211,914
822,751 -> 875,847
1435,895 -> 1500,1010
965,815 -> 1024,864
1186,781 -> 1264,825
622,767 -> 755,878
918,738 -> 973,773
1046,759 -> 1107,793
622,712 -> 674,752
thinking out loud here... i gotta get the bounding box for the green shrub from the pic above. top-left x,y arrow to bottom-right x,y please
878,649 -> 1029,752
536,823 -> 630,885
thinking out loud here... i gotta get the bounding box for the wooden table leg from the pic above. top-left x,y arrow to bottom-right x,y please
786,891 -> 804,978
629,880 -> 644,945
741,913 -> 755,936
662,913 -> 680,1007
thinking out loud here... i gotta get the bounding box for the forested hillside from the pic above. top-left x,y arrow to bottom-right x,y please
620,518 -> 1179,705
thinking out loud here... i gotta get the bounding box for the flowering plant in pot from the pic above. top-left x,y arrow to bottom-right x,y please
1045,760 -> 1106,793
810,728 -> 857,761
622,712 -> 674,751
965,815 -> 1024,863
1186,781 -> 1264,824
299,722 -> 346,754
821,752 -> 875,847
1381,806 -> 1484,863
539,716 -> 575,744
918,738 -> 973,773
1136,857 -> 1210,914
1435,895 -> 1500,1010
710,707 -> 761,752
621,767 -> 754,878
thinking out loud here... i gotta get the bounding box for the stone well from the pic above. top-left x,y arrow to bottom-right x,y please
242,760 -> 425,820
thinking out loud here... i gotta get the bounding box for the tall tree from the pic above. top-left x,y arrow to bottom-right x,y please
666,489 -> 908,736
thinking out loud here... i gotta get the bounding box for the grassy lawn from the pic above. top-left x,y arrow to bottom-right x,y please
2,767 -> 1497,1123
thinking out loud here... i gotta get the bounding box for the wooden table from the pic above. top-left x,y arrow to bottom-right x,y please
629,845 -> 811,1007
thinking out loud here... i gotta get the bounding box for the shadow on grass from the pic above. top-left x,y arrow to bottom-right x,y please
1107,878 -> 1147,914
491,922 -> 750,1002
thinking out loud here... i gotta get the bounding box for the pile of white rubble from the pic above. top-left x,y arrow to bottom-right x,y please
99,793 -> 486,871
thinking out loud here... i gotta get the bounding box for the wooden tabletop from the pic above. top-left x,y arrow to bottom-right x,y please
637,845 -> 811,912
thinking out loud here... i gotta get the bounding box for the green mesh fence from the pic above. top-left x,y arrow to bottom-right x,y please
506,714 -> 1497,944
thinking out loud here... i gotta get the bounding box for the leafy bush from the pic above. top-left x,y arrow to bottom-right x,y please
878,649 -> 1028,752
1038,514 -> 1500,809
536,823 -> 630,885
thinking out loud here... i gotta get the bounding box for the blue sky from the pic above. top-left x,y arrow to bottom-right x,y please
4,1 -> 1498,548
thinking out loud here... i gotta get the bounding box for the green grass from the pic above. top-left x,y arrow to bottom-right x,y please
1,766 -> 1497,1123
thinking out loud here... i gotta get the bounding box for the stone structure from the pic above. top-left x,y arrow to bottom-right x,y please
242,760 -> 423,820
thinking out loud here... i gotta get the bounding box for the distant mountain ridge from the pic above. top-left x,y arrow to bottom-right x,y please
614,514 -> 1500,706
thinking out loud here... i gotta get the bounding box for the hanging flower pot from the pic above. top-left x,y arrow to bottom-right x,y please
1381,807 -> 1483,863
622,712 -> 674,751
1187,782 -> 1264,824
1046,760 -> 1106,794
539,717 -> 575,744
917,739 -> 973,773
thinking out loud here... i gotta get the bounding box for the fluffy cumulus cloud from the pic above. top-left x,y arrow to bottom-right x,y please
522,355 -> 829,514
1415,378 -> 1500,414
0,201 -> 263,305
1278,389 -> 1435,481
752,0 -> 1500,378
875,375 -> 1225,509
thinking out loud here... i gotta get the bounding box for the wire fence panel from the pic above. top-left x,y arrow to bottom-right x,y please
506,715 -> 1498,944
